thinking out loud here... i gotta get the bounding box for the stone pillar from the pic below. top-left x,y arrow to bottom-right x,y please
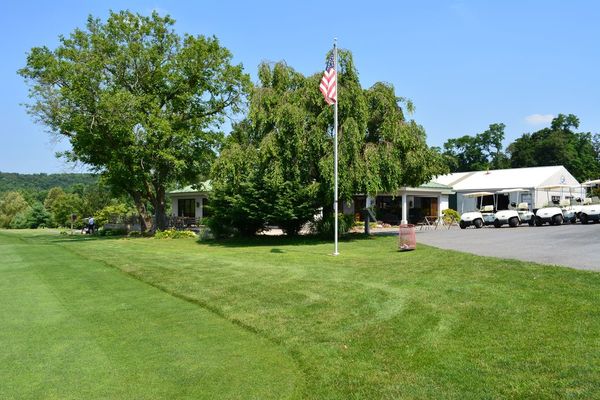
437,195 -> 442,219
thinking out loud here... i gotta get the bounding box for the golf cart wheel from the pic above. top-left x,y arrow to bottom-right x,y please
552,214 -> 563,225
535,217 -> 543,226
580,214 -> 589,224
459,220 -> 467,229
474,219 -> 483,229
508,217 -> 519,227
528,219 -> 535,226
493,219 -> 502,228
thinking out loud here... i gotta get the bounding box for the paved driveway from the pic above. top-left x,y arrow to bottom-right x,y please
414,224 -> 600,271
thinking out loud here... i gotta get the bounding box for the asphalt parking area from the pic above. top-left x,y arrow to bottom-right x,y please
415,223 -> 600,271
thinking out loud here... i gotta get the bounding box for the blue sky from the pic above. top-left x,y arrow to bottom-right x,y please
2,1 -> 599,173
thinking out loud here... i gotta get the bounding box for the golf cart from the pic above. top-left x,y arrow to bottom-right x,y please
534,184 -> 576,226
578,179 -> 600,224
493,188 -> 534,227
459,191 -> 496,229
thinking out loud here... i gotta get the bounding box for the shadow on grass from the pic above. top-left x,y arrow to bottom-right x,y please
200,232 -> 378,248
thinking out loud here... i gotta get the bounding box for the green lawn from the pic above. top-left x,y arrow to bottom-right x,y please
0,231 -> 300,400
2,230 -> 600,399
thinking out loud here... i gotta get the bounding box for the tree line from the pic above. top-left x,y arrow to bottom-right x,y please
442,114 -> 600,182
0,179 -> 134,230
0,172 -> 97,194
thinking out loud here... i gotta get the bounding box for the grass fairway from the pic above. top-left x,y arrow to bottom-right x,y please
2,230 -> 600,399
0,231 -> 300,400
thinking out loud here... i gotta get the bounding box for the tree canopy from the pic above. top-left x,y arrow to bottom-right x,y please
442,114 -> 600,182
508,114 -> 600,181
209,52 -> 447,236
442,123 -> 509,172
19,11 -> 250,230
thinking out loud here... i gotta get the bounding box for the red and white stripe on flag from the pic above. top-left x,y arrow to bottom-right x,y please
319,55 -> 337,105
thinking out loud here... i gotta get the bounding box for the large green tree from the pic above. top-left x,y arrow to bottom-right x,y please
210,53 -> 447,236
508,114 -> 600,181
443,123 -> 509,172
19,11 -> 250,230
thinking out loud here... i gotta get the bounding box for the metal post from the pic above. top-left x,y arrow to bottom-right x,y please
333,38 -> 339,256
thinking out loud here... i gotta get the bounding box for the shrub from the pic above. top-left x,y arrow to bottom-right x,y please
97,227 -> 128,236
95,203 -> 133,227
197,226 -> 214,241
310,213 -> 355,238
9,212 -> 29,229
204,216 -> 236,238
442,208 -> 460,224
154,228 -> 197,239
10,202 -> 51,229
128,231 -> 141,237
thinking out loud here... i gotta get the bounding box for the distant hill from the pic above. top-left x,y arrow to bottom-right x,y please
0,172 -> 99,194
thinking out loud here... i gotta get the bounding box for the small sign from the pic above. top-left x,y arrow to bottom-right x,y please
71,214 -> 77,222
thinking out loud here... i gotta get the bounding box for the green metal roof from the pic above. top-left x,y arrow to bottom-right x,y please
419,181 -> 452,190
168,180 -> 212,194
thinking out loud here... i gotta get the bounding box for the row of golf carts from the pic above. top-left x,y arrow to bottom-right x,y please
459,179 -> 600,229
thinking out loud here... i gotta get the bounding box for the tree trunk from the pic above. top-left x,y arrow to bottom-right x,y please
131,191 -> 152,233
153,186 -> 168,231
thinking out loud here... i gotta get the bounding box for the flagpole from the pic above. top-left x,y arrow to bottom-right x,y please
333,38 -> 339,256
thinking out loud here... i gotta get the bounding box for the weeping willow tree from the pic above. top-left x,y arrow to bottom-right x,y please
209,50 -> 447,236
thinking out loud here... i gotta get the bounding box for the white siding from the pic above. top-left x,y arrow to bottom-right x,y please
171,195 -> 207,219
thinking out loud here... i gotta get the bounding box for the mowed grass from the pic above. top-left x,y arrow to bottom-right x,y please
0,231 -> 301,400
2,230 -> 600,399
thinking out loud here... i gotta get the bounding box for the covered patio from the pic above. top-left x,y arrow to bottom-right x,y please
345,182 -> 453,225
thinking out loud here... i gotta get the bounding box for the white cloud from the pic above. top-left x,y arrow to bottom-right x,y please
525,114 -> 554,125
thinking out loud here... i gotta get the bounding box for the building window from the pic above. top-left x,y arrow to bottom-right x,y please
178,199 -> 195,218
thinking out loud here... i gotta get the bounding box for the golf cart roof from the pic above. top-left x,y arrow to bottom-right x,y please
463,191 -> 495,198
582,179 -> 600,186
537,184 -> 573,190
496,188 -> 527,193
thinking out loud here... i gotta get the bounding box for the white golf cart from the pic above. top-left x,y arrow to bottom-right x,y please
459,191 -> 496,229
493,188 -> 534,227
578,179 -> 600,224
534,184 -> 577,226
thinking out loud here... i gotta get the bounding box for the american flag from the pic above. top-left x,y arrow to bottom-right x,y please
319,53 -> 337,105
